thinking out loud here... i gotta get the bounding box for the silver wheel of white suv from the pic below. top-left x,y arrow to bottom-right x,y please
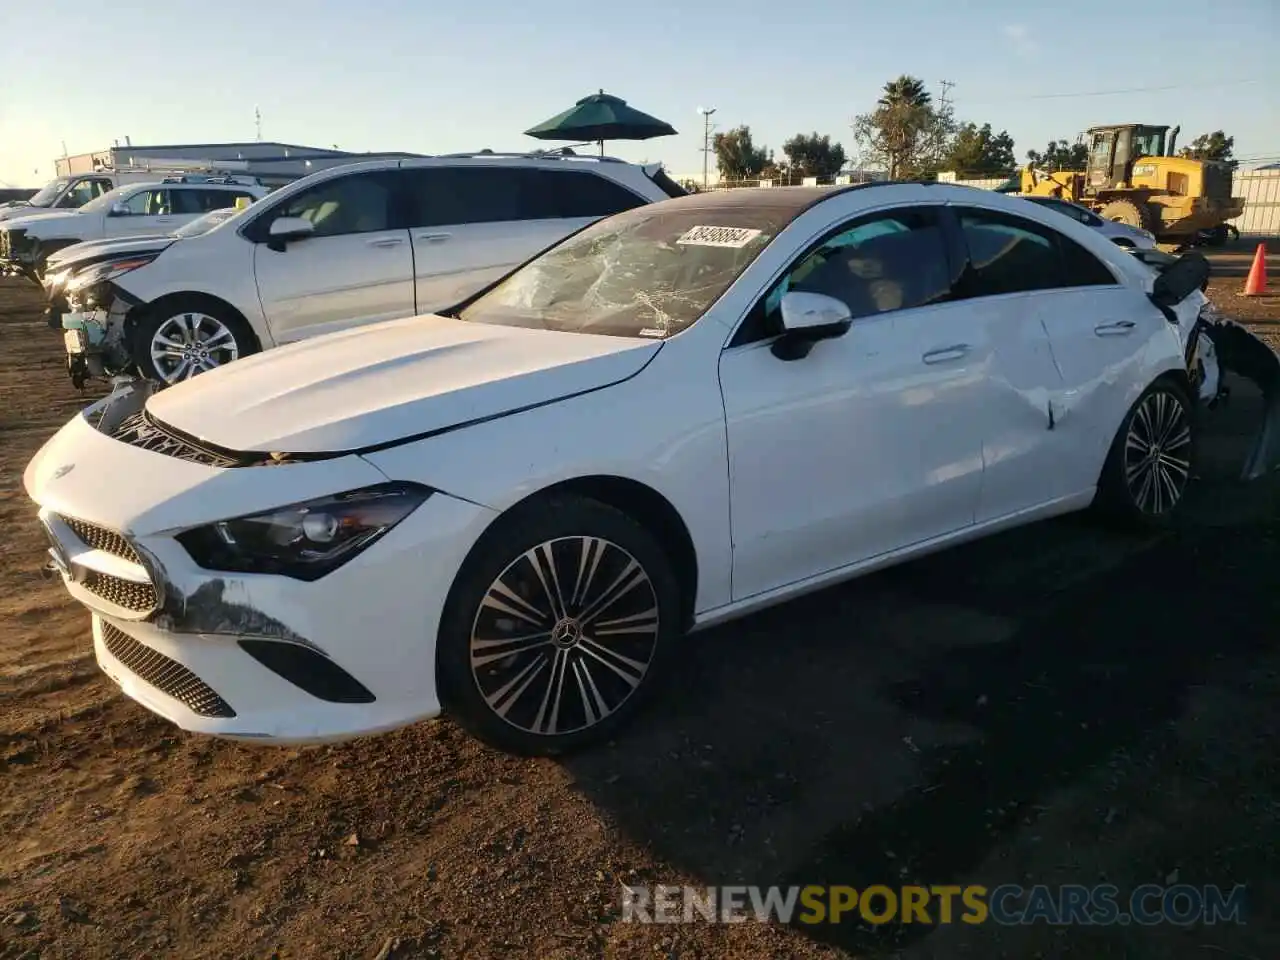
131,296 -> 258,386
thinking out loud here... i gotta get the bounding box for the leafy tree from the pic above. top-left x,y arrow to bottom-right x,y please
781,132 -> 848,180
945,122 -> 1016,175
1026,139 -> 1089,171
712,125 -> 771,182
1180,130 -> 1236,165
853,75 -> 951,179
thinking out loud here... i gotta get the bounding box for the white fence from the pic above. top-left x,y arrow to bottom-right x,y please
943,169 -> 1280,236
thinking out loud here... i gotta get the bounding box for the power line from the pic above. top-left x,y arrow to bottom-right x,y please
964,76 -> 1265,105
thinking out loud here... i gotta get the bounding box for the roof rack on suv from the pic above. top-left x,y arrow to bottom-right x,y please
427,150 -> 629,164
159,174 -> 258,185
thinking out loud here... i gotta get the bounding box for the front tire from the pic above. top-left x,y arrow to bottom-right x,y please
436,495 -> 682,756
130,296 -> 258,385
1099,198 -> 1160,236
1096,378 -> 1196,528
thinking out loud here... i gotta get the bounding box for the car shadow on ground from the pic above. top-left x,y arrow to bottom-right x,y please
564,379 -> 1280,956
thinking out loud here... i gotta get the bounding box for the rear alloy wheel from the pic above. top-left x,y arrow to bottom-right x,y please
437,497 -> 681,755
131,297 -> 257,385
1098,379 -> 1195,527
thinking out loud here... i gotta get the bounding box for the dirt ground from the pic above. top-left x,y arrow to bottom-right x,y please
2,253 -> 1279,960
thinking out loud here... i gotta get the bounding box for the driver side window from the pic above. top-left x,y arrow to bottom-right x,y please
62,180 -> 101,208
733,206 -> 954,346
121,189 -> 169,216
273,172 -> 393,238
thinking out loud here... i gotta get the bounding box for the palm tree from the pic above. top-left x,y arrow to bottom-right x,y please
874,76 -> 935,179
878,75 -> 932,110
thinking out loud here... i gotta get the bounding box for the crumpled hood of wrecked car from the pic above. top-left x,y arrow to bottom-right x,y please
144,313 -> 662,454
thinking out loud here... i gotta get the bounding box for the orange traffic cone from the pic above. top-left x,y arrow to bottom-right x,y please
1244,242 -> 1268,296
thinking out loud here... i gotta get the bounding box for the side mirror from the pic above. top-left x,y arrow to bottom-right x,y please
772,291 -> 853,360
266,216 -> 314,251
110,203 -> 131,216
1151,252 -> 1211,308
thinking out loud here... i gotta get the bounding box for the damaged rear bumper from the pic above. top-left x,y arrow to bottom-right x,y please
1196,309 -> 1280,480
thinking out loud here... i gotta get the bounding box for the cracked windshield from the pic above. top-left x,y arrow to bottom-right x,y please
460,208 -> 782,338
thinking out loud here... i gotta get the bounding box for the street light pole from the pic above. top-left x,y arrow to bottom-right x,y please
697,106 -> 717,190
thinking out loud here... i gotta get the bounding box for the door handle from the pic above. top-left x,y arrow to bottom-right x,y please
922,344 -> 971,364
416,232 -> 451,243
367,237 -> 404,248
1094,320 -> 1136,336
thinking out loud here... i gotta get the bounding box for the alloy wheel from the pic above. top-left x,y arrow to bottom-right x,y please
149,311 -> 240,383
1123,389 -> 1192,515
469,536 -> 661,737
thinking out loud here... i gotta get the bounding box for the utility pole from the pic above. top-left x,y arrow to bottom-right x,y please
935,80 -> 955,170
938,79 -> 955,112
698,106 -> 717,189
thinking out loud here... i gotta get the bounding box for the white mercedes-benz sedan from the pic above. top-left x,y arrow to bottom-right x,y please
24,183 -> 1275,755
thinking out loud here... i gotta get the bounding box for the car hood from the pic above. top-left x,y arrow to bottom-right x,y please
1,210 -> 84,233
47,236 -> 175,271
145,314 -> 662,454
0,203 -> 42,222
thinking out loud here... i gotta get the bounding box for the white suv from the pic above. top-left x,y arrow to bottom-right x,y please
0,170 -> 253,223
56,153 -> 684,385
0,178 -> 267,282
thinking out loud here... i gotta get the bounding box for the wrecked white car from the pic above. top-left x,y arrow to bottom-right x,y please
24,184 -> 1280,757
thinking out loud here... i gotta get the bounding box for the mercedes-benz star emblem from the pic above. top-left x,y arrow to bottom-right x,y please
550,618 -> 584,649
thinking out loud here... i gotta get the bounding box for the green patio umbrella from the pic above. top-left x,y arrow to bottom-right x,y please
525,90 -> 677,156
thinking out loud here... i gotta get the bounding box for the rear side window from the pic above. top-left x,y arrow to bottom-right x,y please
534,170 -> 647,219
172,189 -> 244,214
193,189 -> 257,212
954,208 -> 1116,298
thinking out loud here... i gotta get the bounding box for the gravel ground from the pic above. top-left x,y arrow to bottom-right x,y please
1,259 -> 1278,960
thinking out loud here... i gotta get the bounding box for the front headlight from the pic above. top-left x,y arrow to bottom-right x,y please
177,482 -> 432,581
66,255 -> 158,292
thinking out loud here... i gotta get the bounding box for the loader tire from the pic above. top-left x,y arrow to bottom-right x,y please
1099,198 -> 1160,235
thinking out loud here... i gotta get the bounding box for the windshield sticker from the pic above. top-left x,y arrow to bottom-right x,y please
676,225 -> 764,249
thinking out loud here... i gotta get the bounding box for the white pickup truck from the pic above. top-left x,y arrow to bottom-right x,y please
0,178 -> 266,283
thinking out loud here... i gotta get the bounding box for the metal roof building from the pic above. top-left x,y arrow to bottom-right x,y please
56,141 -> 425,186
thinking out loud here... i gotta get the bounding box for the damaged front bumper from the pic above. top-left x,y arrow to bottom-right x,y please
0,228 -> 41,283
1194,305 -> 1280,480
24,389 -> 497,744
59,282 -> 138,389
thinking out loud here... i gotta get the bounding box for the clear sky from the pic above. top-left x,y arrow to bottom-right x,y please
2,0 -> 1278,186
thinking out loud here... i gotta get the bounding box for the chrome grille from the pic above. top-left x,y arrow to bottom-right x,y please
110,411 -> 241,469
82,570 -> 158,613
60,515 -> 142,565
100,622 -> 235,718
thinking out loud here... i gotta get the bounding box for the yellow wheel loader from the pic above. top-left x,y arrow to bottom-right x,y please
1019,125 -> 1244,247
